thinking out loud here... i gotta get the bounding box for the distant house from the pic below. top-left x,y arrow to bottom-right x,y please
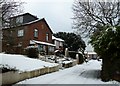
2,13 -> 55,54
84,51 -> 98,60
52,36 -> 64,51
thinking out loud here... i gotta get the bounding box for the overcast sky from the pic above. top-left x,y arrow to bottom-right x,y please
20,0 -> 93,51
21,0 -> 74,33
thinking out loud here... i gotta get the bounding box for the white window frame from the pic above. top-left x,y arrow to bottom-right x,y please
16,16 -> 23,24
18,29 -> 24,37
46,33 -> 49,41
34,29 -> 38,37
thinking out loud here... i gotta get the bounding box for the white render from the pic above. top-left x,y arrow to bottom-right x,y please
52,36 -> 64,49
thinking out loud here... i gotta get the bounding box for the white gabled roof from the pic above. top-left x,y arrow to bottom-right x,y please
84,51 -> 97,55
30,40 -> 55,47
52,36 -> 64,42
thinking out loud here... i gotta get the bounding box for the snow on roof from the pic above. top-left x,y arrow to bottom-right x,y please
22,18 -> 43,26
0,53 -> 58,72
52,36 -> 64,42
84,51 -> 97,54
23,18 -> 53,34
30,40 -> 56,47
3,18 -> 43,30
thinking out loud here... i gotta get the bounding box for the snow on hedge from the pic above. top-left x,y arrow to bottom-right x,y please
0,53 -> 58,72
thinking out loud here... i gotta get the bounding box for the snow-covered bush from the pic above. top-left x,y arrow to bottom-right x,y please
25,46 -> 39,58
90,26 -> 120,58
0,64 -> 17,73
90,26 -> 120,81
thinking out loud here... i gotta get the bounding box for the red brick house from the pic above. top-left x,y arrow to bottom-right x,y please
2,13 -> 55,54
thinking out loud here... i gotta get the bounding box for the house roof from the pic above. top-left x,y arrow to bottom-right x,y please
9,13 -> 38,20
23,18 -> 53,34
3,17 -> 53,34
52,36 -> 64,42
30,40 -> 56,47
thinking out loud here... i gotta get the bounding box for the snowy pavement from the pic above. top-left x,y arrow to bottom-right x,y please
18,60 -> 120,84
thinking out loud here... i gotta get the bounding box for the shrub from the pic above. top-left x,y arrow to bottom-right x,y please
90,26 -> 120,81
25,46 -> 39,58
0,64 -> 17,73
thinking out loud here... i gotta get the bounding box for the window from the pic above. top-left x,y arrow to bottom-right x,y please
34,29 -> 38,37
48,46 -> 54,52
18,29 -> 24,37
38,45 -> 46,52
16,16 -> 23,24
46,33 -> 49,41
55,41 -> 60,49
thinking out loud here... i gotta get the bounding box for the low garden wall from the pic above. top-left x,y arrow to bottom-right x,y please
62,60 -> 77,68
1,60 -> 77,85
1,65 -> 59,85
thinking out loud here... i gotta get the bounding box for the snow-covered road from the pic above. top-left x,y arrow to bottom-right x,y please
18,60 -> 119,84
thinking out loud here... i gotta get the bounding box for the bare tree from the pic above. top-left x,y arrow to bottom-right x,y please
73,0 -> 120,81
0,0 -> 24,53
72,0 -> 120,37
1,0 -> 23,28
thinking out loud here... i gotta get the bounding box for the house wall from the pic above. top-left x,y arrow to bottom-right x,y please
27,19 -> 52,43
26,19 -> 53,55
2,19 -> 53,54
85,54 -> 98,60
53,40 -> 63,50
2,26 -> 28,54
54,40 -> 60,49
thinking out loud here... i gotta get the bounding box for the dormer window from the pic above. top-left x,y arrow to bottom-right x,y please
16,16 -> 23,24
34,29 -> 38,37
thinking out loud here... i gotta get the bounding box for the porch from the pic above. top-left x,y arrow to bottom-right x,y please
30,40 -> 55,55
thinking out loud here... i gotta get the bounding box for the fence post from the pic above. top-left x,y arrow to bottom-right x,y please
65,48 -> 69,57
76,54 -> 79,64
